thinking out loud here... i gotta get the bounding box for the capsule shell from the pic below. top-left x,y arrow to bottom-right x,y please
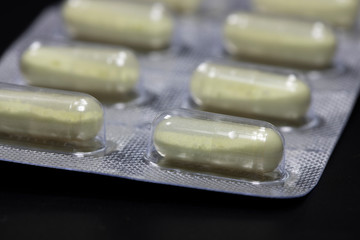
224,12 -> 337,68
21,43 -> 139,99
141,0 -> 202,13
190,62 -> 311,122
153,113 -> 284,175
253,0 -> 360,29
0,84 -> 104,142
63,0 -> 174,50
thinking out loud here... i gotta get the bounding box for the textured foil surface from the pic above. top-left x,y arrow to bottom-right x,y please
0,1 -> 359,198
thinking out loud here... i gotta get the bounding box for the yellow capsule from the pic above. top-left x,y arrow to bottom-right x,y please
152,113 -> 284,176
224,12 -> 337,68
190,62 -> 311,123
141,0 -> 202,13
0,84 -> 104,142
253,0 -> 360,29
21,43 -> 139,99
63,0 -> 174,50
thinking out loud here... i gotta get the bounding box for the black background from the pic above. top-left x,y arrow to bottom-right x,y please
0,1 -> 359,239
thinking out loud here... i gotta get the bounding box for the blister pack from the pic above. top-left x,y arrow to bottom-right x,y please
0,0 -> 360,198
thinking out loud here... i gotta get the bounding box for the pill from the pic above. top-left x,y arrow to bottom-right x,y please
190,62 -> 311,123
224,12 -> 337,68
141,0 -> 202,13
253,0 -> 359,29
63,0 -> 174,50
0,84 -> 104,142
153,115 -> 284,175
21,43 -> 139,99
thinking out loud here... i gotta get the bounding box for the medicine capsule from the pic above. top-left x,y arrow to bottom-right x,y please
0,84 -> 104,142
63,0 -> 174,50
224,12 -> 337,68
253,0 -> 360,29
152,113 -> 284,175
21,43 -> 139,99
141,0 -> 202,13
190,62 -> 311,123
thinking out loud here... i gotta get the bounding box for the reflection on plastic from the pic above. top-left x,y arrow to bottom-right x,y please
141,0 -> 203,13
63,0 -> 174,50
190,62 -> 311,124
253,0 -> 360,29
224,12 -> 337,68
21,42 -> 140,101
0,83 -> 104,146
148,109 -> 285,181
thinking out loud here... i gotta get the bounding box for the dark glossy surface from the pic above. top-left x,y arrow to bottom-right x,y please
0,1 -> 359,239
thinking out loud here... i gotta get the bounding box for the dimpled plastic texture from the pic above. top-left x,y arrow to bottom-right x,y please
0,0 -> 359,198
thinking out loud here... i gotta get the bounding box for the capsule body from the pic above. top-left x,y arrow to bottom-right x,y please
224,12 -> 337,68
0,84 -> 104,142
191,63 -> 311,122
142,0 -> 202,13
63,0 -> 174,50
152,111 -> 284,175
253,0 -> 359,29
21,43 -> 139,98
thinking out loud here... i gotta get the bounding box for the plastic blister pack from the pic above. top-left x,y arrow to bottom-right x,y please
251,0 -> 360,30
1,0 -> 360,198
185,60 -> 319,132
63,0 -> 174,50
18,39 -> 155,108
146,109 -> 287,182
0,83 -> 106,156
140,0 -> 204,14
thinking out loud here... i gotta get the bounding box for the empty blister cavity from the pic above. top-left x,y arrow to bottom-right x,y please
62,0 -> 174,50
0,83 -> 106,156
252,0 -> 360,29
140,0 -> 203,14
20,41 -> 151,105
224,12 -> 337,69
147,109 -> 286,182
189,61 -> 318,130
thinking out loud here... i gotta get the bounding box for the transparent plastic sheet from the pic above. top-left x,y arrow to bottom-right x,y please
0,0 -> 360,198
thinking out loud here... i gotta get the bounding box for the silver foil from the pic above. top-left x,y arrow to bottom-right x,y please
0,1 -> 359,198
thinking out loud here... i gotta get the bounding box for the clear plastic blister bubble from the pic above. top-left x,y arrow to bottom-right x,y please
62,0 -> 174,51
137,0 -> 204,14
250,0 -> 360,31
146,109 -> 287,183
1,0 -> 360,198
223,11 -> 338,68
18,39 -> 155,108
191,1 -> 349,80
183,60 -> 321,132
61,0 -> 204,62
0,83 -> 106,157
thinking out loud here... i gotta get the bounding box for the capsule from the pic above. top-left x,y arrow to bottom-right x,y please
152,111 -> 284,176
21,43 -> 139,99
190,62 -> 311,123
0,84 -> 104,142
253,0 -> 360,29
141,0 -> 202,13
224,12 -> 337,68
62,0 -> 174,50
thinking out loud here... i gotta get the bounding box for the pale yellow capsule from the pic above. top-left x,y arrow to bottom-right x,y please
153,115 -> 284,175
63,0 -> 174,50
191,62 -> 311,123
21,43 -> 139,99
0,85 -> 104,142
224,12 -> 337,68
141,0 -> 202,13
253,0 -> 360,29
